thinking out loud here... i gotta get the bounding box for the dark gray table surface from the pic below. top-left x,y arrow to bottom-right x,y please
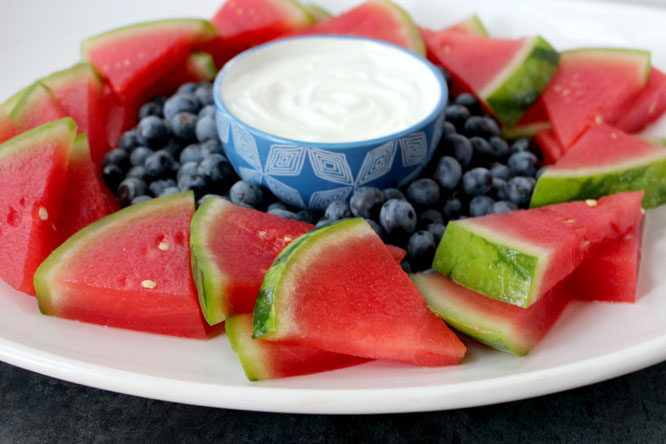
1,359 -> 664,443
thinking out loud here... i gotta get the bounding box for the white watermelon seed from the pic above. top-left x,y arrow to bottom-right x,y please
585,199 -> 597,207
582,241 -> 591,248
564,219 -> 576,224
38,206 -> 48,221
158,242 -> 170,252
141,280 -> 157,289
283,236 -> 293,242
641,208 -> 646,215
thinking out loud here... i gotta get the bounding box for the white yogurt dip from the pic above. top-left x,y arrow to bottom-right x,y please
220,36 -> 443,143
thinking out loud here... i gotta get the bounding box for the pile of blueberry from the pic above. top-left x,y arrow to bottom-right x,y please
101,76 -> 544,273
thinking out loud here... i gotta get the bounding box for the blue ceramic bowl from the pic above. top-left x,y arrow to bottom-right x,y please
213,35 -> 448,210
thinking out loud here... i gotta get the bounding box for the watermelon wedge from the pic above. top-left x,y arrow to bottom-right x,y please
3,87 -> 27,115
530,124 -> 666,209
82,19 -> 217,101
0,118 -> 76,295
433,192 -> 645,308
58,134 -> 119,241
412,272 -> 572,356
295,0 -> 426,56
35,192 -> 209,338
0,106 -> 18,143
253,218 -> 466,367
615,67 -> 666,134
422,29 -> 559,127
541,48 -> 651,148
534,129 -> 565,165
10,83 -> 68,133
502,99 -> 552,139
226,314 -> 369,380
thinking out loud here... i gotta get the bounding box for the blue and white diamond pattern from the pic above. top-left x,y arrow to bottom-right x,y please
429,112 -> 446,156
216,113 -> 231,144
231,123 -> 261,169
308,186 -> 354,209
399,132 -> 428,167
238,166 -> 263,184
308,148 -> 354,185
264,176 -> 306,208
264,145 -> 307,176
355,140 -> 397,186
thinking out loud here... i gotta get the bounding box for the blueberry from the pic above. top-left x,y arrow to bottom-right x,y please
198,154 -> 235,187
315,217 -> 331,228
350,187 -> 385,219
296,210 -> 314,224
379,199 -> 417,235
427,222 -> 446,243
490,162 -> 512,181
131,195 -> 152,205
201,139 -> 224,155
508,151 -> 539,177
194,84 -> 214,107
144,150 -> 176,178
407,178 -> 440,207
197,194 -> 223,206
138,101 -> 163,120
469,196 -> 495,217
102,164 -> 124,191
117,177 -> 147,207
445,104 -> 470,130
118,129 -> 139,152
178,173 -> 208,198
442,197 -> 462,219
199,104 -> 216,118
103,148 -> 130,170
129,146 -> 154,166
536,166 -> 549,179
418,208 -> 443,228
441,135 -> 473,169
161,139 -> 182,157
510,138 -> 531,154
136,116 -> 169,148
433,156 -> 462,191
179,144 -> 208,164
462,168 -> 493,196
488,136 -> 510,160
126,165 -> 147,180
229,180 -> 264,208
149,178 -> 176,197
400,261 -> 413,274
177,82 -> 198,95
169,112 -> 197,141
266,202 -> 288,212
454,93 -> 483,115
177,161 -> 199,181
365,218 -> 384,238
464,116 -> 501,138
159,186 -> 181,198
407,230 -> 436,270
382,188 -> 406,201
505,176 -> 534,206
486,201 -> 519,215
493,178 -> 509,201
196,115 -> 218,143
324,200 -> 352,221
443,121 -> 457,136
164,93 -> 200,120
268,208 -> 299,220
470,136 -> 493,160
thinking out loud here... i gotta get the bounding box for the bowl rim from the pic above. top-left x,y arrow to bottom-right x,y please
213,34 -> 449,149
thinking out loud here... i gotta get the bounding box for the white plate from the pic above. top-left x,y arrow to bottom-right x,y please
1,0 -> 665,414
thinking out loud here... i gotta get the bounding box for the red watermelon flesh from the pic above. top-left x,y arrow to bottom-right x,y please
10,83 -> 68,133
103,85 -> 137,149
541,48 -> 651,148
294,0 -> 425,56
226,314 -> 369,381
34,192 -> 210,339
58,134 -> 119,241
143,51 -> 218,99
0,106 -> 18,143
615,67 -> 666,134
534,129 -> 565,165
503,99 -> 552,139
0,118 -> 75,295
82,19 -> 217,102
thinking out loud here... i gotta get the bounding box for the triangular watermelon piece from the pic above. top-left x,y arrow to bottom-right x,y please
0,118 -> 76,295
0,106 -> 18,143
82,19 -> 217,101
226,314 -> 370,380
433,192 -> 645,308
533,129 -> 564,165
615,67 -> 666,134
10,83 -> 68,133
422,29 -> 559,126
530,124 -> 666,209
253,218 -> 466,366
295,0 -> 426,56
34,192 -> 210,338
58,134 -> 119,241
541,48 -> 651,148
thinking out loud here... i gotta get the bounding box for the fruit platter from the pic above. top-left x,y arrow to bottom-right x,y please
1,0 -> 665,414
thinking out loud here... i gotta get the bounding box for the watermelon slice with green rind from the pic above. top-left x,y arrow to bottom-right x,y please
541,48 -> 651,148
35,192 -> 209,338
252,218 -> 466,366
615,67 -> 666,134
433,192 -> 644,308
530,124 -> 666,209
422,30 -> 559,127
10,83 -> 68,133
227,313 -> 369,380
0,106 -> 18,143
82,19 -> 217,101
0,118 -> 76,294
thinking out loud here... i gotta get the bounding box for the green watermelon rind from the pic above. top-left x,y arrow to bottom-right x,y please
303,3 -> 332,22
432,220 -> 546,308
3,87 -> 28,115
381,0 -> 426,57
81,18 -> 218,59
226,314 -> 271,381
189,197 -> 233,326
253,218 -> 366,339
453,14 -> 488,37
483,36 -> 560,128
0,117 -> 76,161
186,51 -> 218,81
560,47 -> 651,83
34,192 -> 195,315
273,0 -> 317,26
9,82 -> 56,125
502,120 -> 552,140
530,152 -> 666,209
